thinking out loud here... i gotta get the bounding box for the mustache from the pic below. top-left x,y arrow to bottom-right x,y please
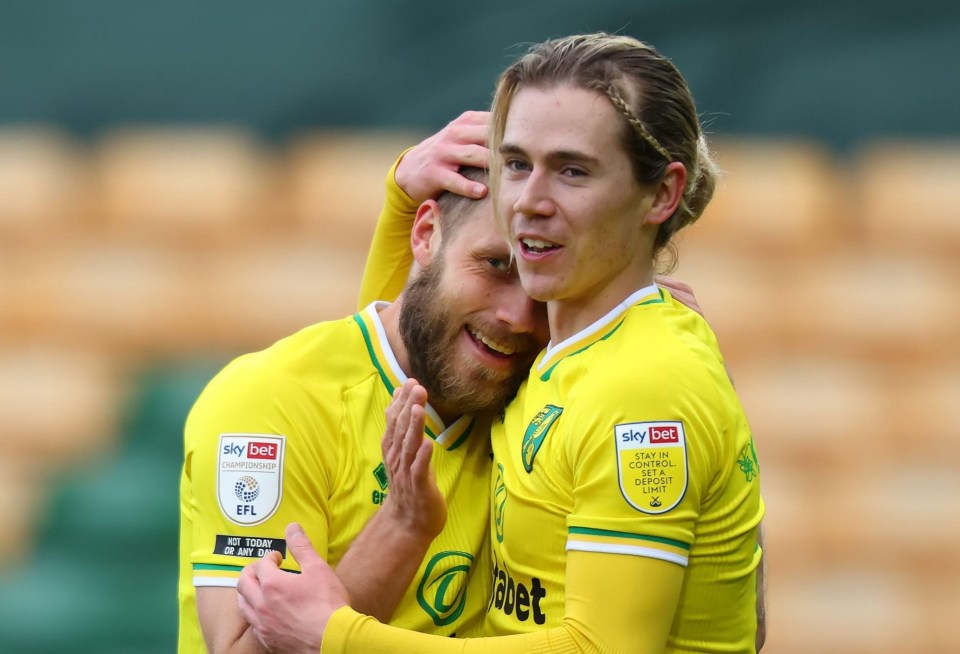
466,319 -> 541,359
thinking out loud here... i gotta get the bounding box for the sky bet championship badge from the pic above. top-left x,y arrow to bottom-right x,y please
218,434 -> 285,526
615,421 -> 687,514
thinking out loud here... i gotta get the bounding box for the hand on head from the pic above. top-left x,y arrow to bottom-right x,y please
394,111 -> 490,203
237,522 -> 348,654
381,379 -> 447,540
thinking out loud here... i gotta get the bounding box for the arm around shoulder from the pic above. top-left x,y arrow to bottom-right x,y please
357,152 -> 421,307
358,111 -> 491,308
321,551 -> 683,653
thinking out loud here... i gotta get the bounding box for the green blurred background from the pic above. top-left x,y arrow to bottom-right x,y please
0,2 -> 958,653
4,0 -> 959,146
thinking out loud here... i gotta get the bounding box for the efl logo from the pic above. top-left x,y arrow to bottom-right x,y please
248,442 -> 278,460
649,425 -> 679,444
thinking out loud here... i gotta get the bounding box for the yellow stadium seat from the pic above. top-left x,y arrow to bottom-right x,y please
830,464 -> 960,574
0,127 -> 89,239
282,130 -> 424,248
780,252 -> 959,364
885,364 -> 960,460
0,347 -> 122,460
0,458 -> 47,566
767,568 -> 931,653
196,238 -> 366,352
1,242 -> 202,354
732,355 -> 891,469
855,141 -> 960,254
93,127 -> 276,243
685,137 -> 848,255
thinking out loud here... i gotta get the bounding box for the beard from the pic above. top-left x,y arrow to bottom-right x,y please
399,259 -> 532,416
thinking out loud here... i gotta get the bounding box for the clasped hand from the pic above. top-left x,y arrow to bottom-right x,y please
236,379 -> 447,653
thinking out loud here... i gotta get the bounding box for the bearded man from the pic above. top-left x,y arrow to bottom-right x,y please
177,112 -> 548,654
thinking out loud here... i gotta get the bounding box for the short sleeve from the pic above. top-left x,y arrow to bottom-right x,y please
564,364 -> 721,567
183,359 -> 341,587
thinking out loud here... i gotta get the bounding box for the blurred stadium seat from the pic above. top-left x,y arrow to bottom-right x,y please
283,130 -> 424,247
854,141 -> 960,255
0,361 -> 220,653
670,248 -> 792,361
672,139 -> 960,653
0,347 -> 123,461
781,252 -> 960,364
733,356 -> 894,468
0,458 -> 48,564
690,137 -> 850,255
771,567 -> 929,653
2,243 -> 203,354
886,365 -> 960,461
198,238 -> 365,351
0,127 -> 90,241
93,127 -> 278,244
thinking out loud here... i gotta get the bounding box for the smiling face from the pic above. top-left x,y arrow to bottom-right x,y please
497,84 -> 662,338
399,202 -> 548,415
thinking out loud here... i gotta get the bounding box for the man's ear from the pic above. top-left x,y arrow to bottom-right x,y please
643,161 -> 687,226
412,200 -> 443,267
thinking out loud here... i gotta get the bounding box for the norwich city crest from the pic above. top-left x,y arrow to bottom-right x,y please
522,405 -> 563,472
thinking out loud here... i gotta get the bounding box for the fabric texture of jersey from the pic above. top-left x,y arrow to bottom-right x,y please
177,303 -> 492,652
486,284 -> 764,652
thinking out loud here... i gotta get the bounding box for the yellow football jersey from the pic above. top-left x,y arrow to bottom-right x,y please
177,303 -> 492,652
487,284 -> 764,651
313,158 -> 765,653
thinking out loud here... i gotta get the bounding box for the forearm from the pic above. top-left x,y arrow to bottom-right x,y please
323,552 -> 682,654
197,587 -> 269,654
357,152 -> 418,308
208,624 -> 268,654
333,504 -> 436,622
756,523 -> 767,651
322,607 -> 587,654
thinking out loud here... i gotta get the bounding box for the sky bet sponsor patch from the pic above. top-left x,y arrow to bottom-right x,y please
615,421 -> 688,514
217,434 -> 284,526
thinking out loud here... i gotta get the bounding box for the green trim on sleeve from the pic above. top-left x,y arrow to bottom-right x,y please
568,526 -> 691,550
193,563 -> 244,572
193,562 -> 301,574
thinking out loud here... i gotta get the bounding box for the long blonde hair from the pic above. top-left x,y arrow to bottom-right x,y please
489,33 -> 717,264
